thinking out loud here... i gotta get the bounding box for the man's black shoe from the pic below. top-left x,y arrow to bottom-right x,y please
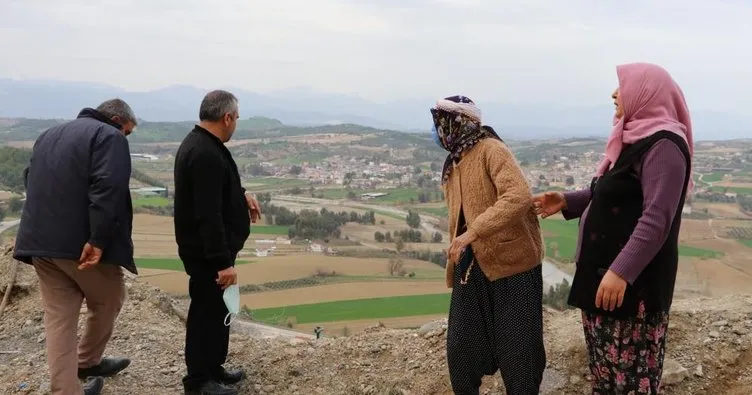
82,376 -> 104,395
77,357 -> 131,379
184,381 -> 238,395
218,369 -> 245,385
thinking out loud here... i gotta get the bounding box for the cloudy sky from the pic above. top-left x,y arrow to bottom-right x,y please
1,0 -> 750,112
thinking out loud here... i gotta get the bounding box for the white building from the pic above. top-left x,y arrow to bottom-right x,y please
310,243 -> 323,253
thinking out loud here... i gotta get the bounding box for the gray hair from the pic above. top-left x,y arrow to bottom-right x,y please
96,98 -> 138,126
199,90 -> 239,122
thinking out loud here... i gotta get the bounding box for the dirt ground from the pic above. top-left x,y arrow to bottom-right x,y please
0,191 -> 18,200
295,314 -> 448,335
240,281 -> 448,309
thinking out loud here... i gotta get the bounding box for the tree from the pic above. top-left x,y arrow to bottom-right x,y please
257,193 -> 272,205
0,146 -> 32,193
374,232 -> 385,242
406,210 -> 421,229
343,172 -> 355,188
289,165 -> 303,175
395,238 -> 405,253
565,176 -> 575,186
387,256 -> 405,277
388,238 -> 406,276
542,279 -> 573,310
431,232 -> 443,243
549,241 -> 560,259
8,197 -> 23,213
249,164 -> 270,176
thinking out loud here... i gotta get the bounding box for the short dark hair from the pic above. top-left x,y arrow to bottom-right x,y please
96,98 -> 137,126
199,90 -> 238,122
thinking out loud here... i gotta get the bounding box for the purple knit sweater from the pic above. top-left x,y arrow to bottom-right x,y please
561,139 -> 688,284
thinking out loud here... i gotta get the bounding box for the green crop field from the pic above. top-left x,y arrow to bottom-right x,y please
678,245 -> 724,259
249,293 -> 450,324
737,239 -> 752,248
136,257 -> 252,271
701,172 -> 725,183
541,218 -> 723,261
251,225 -> 289,235
414,206 -> 448,217
133,196 -> 170,207
245,177 -> 310,191
540,219 -> 579,261
709,186 -> 752,195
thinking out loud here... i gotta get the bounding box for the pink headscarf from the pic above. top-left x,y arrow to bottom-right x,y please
597,62 -> 693,191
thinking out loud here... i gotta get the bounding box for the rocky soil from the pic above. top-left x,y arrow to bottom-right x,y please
1,248 -> 752,394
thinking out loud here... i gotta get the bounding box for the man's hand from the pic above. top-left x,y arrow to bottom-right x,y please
245,192 -> 261,224
78,242 -> 103,270
217,266 -> 237,290
447,230 -> 479,264
595,270 -> 627,311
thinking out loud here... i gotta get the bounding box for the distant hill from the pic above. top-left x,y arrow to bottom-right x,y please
0,115 -> 400,145
3,78 -> 750,140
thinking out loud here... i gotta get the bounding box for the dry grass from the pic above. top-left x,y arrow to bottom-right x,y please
4,141 -> 35,149
138,252 -> 443,295
713,181 -> 752,188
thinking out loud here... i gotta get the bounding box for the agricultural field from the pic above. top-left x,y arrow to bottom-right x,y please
691,202 -> 751,219
539,218 -> 580,262
133,196 -> 170,207
410,202 -> 449,218
539,216 -> 726,261
249,293 -> 450,326
132,213 -> 449,333
128,176 -> 752,336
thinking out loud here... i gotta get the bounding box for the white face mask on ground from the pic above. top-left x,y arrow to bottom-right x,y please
222,284 -> 240,326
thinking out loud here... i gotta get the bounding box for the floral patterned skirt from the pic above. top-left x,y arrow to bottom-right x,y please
581,301 -> 670,394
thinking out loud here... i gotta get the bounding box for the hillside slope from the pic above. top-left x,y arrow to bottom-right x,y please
1,248 -> 751,395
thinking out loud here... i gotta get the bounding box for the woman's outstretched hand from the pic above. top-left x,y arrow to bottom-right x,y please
532,191 -> 566,218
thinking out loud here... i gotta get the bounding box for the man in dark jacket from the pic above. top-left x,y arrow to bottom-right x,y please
174,90 -> 258,395
14,99 -> 137,395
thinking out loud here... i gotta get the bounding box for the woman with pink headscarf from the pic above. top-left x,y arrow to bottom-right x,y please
533,62 -> 693,394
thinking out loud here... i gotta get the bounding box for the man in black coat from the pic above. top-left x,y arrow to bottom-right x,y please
173,90 -> 260,395
14,99 -> 137,395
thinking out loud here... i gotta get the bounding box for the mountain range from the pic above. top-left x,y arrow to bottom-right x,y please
0,78 -> 749,140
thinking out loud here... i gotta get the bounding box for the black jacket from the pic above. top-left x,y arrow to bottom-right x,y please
173,126 -> 250,278
14,109 -> 135,273
568,131 -> 691,318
